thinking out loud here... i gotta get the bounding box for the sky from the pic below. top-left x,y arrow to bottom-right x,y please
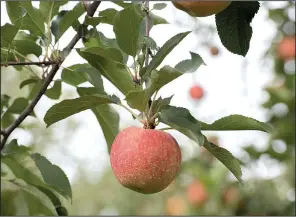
1,1 -> 294,184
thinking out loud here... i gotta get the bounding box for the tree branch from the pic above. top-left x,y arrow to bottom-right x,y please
1,60 -> 58,67
0,1 -> 101,150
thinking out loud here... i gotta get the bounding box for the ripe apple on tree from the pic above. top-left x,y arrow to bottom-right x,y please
110,127 -> 181,194
172,1 -> 231,17
277,36 -> 296,61
166,196 -> 187,215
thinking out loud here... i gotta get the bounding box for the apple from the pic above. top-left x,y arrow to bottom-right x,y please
166,196 -> 187,215
186,180 -> 208,206
223,187 -> 240,205
210,46 -> 219,56
110,126 -> 182,194
172,1 -> 231,17
189,85 -> 204,100
277,36 -> 295,61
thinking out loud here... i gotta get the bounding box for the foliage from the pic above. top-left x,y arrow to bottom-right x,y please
1,1 -> 291,215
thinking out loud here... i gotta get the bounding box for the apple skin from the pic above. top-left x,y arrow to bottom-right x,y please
186,181 -> 208,206
210,46 -> 219,56
189,85 -> 204,100
110,126 -> 182,194
172,1 -> 231,17
277,36 -> 295,61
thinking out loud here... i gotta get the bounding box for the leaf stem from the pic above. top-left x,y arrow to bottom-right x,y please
158,127 -> 173,131
119,103 -> 144,124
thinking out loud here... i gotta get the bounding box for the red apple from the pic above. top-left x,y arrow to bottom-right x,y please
223,186 -> 240,205
189,85 -> 204,100
186,180 -> 208,206
110,126 -> 182,194
277,36 -> 295,61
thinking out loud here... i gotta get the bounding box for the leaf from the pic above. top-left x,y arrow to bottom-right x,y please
152,95 -> 173,115
13,39 -> 42,57
203,139 -> 243,184
5,2 -> 26,24
39,1 -> 68,23
44,94 -> 120,127
140,36 -> 158,50
77,87 -> 120,153
29,81 -> 43,100
215,1 -> 260,56
77,48 -> 140,95
51,3 -> 84,41
158,106 -> 204,146
1,112 -> 15,129
19,1 -> 45,35
6,179 -> 58,215
84,16 -> 103,27
45,80 -> 62,100
61,64 -> 89,86
7,97 -> 29,114
153,3 -> 167,10
1,94 -> 10,114
150,13 -> 168,25
174,52 -> 205,73
141,31 -> 191,77
31,153 -> 72,200
200,114 -> 272,133
83,28 -> 128,64
1,139 -> 30,156
113,5 -> 145,56
19,77 -> 39,89
1,20 -> 23,47
98,8 -> 118,25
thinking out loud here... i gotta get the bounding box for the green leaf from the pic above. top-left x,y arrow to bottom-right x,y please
158,106 -> 204,146
5,2 -> 26,24
153,3 -> 167,10
113,5 -> 145,56
7,97 -> 29,114
84,16 -> 103,27
175,52 -> 205,73
83,28 -> 128,64
44,94 -> 120,127
29,81 -> 43,100
98,8 -> 118,25
215,1 -> 260,56
5,179 -> 58,215
1,139 -> 30,156
1,20 -> 23,47
150,13 -> 168,25
13,39 -> 42,57
31,153 -> 72,200
19,1 -> 45,35
141,31 -> 191,77
200,114 -> 272,133
1,112 -> 15,129
19,77 -> 39,89
61,64 -> 89,86
45,80 -> 62,100
1,94 -> 10,114
51,3 -> 84,41
203,140 -> 243,184
140,36 -> 158,50
77,48 -> 140,95
39,1 -> 68,23
152,95 -> 173,115
77,87 -> 120,153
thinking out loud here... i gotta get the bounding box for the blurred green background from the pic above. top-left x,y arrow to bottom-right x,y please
1,1 -> 295,215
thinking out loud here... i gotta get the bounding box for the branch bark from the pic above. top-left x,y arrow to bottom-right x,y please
1,60 -> 58,67
0,1 -> 101,150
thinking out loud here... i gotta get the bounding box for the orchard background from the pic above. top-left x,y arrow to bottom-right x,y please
1,1 -> 295,216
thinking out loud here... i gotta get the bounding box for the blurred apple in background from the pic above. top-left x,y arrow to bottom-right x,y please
189,85 -> 204,100
210,46 -> 219,56
186,180 -> 208,207
166,196 -> 187,215
277,36 -> 295,61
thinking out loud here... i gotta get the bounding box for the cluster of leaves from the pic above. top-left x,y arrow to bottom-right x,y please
0,1 -> 273,215
1,140 -> 72,215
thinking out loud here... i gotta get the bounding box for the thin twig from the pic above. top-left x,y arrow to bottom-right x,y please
1,60 -> 58,67
0,1 -> 102,150
0,130 -> 6,136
